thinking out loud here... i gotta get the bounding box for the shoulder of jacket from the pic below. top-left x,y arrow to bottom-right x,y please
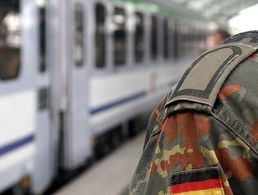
165,42 -> 258,115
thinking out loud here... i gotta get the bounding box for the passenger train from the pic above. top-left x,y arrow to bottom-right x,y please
0,0 -> 208,194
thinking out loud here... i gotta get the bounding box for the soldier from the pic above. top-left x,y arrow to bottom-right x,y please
207,29 -> 231,49
130,31 -> 258,195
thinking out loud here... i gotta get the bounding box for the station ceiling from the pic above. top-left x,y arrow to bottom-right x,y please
149,0 -> 258,25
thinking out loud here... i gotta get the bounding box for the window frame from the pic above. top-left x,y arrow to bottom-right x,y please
39,5 -> 47,73
112,6 -> 127,68
150,15 -> 158,61
134,11 -> 145,64
73,3 -> 85,68
163,17 -> 169,60
0,1 -> 22,81
95,2 -> 107,70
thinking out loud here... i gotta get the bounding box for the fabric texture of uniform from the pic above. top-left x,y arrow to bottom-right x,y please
129,31 -> 258,195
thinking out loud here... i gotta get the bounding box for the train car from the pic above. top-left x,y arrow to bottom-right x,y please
0,0 -> 39,194
0,0 -> 208,194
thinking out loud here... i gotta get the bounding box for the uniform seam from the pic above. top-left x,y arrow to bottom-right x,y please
211,112 -> 258,158
149,130 -> 160,138
149,112 -> 167,138
170,166 -> 220,177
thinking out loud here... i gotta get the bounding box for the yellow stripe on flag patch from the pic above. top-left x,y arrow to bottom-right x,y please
174,188 -> 224,195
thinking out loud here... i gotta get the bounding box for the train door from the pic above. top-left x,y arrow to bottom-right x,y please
0,0 -> 37,193
62,0 -> 91,169
32,0 -> 54,193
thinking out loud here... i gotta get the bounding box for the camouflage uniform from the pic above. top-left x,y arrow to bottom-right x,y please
130,31 -> 258,195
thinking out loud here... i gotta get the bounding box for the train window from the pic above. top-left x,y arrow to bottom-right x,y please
95,3 -> 106,69
134,12 -> 144,63
163,18 -> 169,59
39,5 -> 46,73
113,7 -> 127,67
74,4 -> 84,67
150,15 -> 158,60
0,1 -> 21,81
38,87 -> 48,110
173,20 -> 178,59
168,20 -> 173,59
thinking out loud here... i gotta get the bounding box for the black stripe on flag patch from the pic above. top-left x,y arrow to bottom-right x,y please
171,167 -> 220,185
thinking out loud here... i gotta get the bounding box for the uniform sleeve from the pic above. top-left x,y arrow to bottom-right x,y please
210,52 -> 258,194
130,52 -> 258,195
143,93 -> 170,149
131,109 -> 257,195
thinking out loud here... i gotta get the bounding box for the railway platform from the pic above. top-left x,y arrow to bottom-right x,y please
54,132 -> 145,195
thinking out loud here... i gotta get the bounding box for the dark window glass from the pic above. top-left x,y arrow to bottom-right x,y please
178,26 -> 185,58
113,7 -> 127,67
181,25 -> 189,56
150,15 -> 157,60
173,20 -> 178,59
39,6 -> 46,72
74,4 -> 84,67
134,12 -> 144,63
168,20 -> 174,59
38,87 -> 48,110
163,18 -> 168,59
95,3 -> 106,69
0,1 -> 21,81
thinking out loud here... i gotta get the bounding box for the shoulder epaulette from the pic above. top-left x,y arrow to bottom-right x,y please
224,31 -> 258,44
165,43 -> 258,111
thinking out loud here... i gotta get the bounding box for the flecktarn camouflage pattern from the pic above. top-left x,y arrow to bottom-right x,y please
130,31 -> 258,195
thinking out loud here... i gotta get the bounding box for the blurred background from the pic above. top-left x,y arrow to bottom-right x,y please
0,0 -> 258,194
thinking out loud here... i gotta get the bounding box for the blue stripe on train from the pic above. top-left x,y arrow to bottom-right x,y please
90,91 -> 147,115
89,79 -> 179,115
0,80 -> 179,156
0,135 -> 34,157
0,80 -> 178,157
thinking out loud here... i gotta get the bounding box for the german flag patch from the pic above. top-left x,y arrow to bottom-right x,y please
170,167 -> 224,195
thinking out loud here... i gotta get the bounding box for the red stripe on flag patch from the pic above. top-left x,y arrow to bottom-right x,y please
171,179 -> 222,194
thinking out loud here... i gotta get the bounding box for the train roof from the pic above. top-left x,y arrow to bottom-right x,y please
114,0 -> 258,26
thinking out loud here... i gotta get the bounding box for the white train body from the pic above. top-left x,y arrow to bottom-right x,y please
0,0 -> 207,194
89,61 -> 188,134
